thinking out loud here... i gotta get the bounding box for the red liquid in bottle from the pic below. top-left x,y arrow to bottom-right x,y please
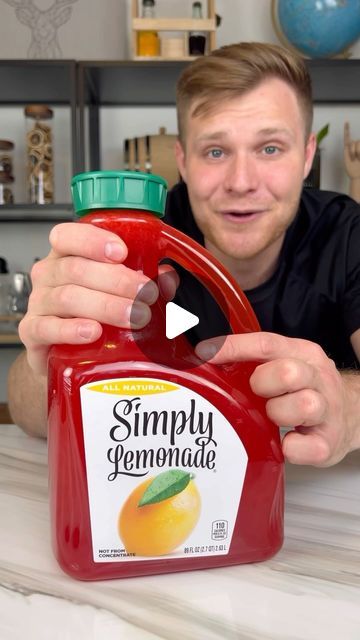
48,173 -> 284,581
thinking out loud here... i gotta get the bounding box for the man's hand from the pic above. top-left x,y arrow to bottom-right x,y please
344,122 -> 360,202
196,332 -> 360,467
344,122 -> 360,179
19,222 -> 177,377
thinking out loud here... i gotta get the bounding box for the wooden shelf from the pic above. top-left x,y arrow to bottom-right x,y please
0,315 -> 23,323
0,403 -> 13,424
131,0 -> 216,60
0,203 -> 73,222
132,55 -> 198,61
0,314 -> 23,347
132,18 -> 216,31
0,334 -> 22,346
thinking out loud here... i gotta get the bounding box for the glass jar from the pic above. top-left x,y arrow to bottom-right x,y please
8,271 -> 32,315
0,172 -> 14,205
137,0 -> 160,57
189,1 -> 206,55
0,273 -> 10,316
25,104 -> 54,204
0,139 -> 14,177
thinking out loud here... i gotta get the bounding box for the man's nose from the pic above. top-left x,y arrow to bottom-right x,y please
223,153 -> 259,193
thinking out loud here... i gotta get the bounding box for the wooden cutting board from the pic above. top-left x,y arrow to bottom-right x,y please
124,127 -> 179,188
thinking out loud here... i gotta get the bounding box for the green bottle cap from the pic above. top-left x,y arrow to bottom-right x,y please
71,170 -> 167,218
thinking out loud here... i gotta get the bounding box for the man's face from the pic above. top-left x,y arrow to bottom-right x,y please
175,78 -> 316,265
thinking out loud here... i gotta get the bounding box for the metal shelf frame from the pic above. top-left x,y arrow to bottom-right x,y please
0,204 -> 73,223
0,58 -> 80,178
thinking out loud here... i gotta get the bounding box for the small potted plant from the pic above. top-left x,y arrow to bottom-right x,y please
304,124 -> 329,189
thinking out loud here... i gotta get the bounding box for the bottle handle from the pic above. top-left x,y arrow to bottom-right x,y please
158,225 -> 260,336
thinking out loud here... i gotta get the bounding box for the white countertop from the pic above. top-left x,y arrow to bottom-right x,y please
0,423 -> 359,640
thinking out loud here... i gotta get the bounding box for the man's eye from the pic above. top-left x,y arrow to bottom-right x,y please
263,145 -> 278,155
207,148 -> 223,159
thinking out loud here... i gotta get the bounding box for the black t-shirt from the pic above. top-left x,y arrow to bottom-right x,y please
164,182 -> 360,369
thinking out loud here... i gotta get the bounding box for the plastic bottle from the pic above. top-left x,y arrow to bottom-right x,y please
48,170 -> 284,581
137,0 -> 160,57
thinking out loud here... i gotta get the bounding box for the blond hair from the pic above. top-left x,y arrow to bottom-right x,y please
176,42 -> 313,143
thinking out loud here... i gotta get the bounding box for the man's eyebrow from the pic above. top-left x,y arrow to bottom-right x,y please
256,127 -> 294,139
194,131 -> 230,143
194,127 -> 295,143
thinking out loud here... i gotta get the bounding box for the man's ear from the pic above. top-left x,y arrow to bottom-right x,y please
303,132 -> 317,179
175,139 -> 187,182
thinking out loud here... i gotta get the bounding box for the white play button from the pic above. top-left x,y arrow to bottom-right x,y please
165,301 -> 199,339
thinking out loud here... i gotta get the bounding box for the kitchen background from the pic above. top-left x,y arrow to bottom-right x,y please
0,0 -> 359,401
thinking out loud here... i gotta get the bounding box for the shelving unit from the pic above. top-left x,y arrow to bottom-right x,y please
2,57 -> 359,198
0,60 -> 78,347
307,59 -> 360,103
77,58 -> 360,172
0,333 -> 22,346
77,59 -> 188,170
0,61 -> 78,162
131,0 -> 216,60
0,203 -> 73,222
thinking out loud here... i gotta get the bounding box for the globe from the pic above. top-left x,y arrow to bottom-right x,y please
271,0 -> 360,58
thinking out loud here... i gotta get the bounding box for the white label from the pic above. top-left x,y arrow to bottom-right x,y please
80,377 -> 248,562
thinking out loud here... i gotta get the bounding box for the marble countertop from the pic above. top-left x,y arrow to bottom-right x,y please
0,423 -> 359,640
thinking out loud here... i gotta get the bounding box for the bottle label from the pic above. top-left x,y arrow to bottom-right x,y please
80,377 -> 248,562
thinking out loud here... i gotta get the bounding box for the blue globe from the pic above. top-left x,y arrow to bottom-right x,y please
272,0 -> 360,58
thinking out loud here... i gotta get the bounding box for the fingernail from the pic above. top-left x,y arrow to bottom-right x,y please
128,302 -> 151,328
78,324 -> 96,340
196,343 -> 217,360
137,281 -> 158,304
105,242 -> 125,261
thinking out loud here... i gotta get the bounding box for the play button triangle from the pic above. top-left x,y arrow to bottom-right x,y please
165,301 -> 199,339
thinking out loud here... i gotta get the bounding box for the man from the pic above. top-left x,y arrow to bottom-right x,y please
7,43 -> 360,466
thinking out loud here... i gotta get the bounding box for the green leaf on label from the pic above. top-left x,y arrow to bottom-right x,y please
138,469 -> 192,507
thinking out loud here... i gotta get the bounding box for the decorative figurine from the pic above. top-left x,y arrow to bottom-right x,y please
2,0 -> 78,58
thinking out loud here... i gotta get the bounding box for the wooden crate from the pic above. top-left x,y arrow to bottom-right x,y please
131,0 -> 216,61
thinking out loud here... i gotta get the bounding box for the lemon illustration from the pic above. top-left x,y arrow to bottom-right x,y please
118,470 -> 201,556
